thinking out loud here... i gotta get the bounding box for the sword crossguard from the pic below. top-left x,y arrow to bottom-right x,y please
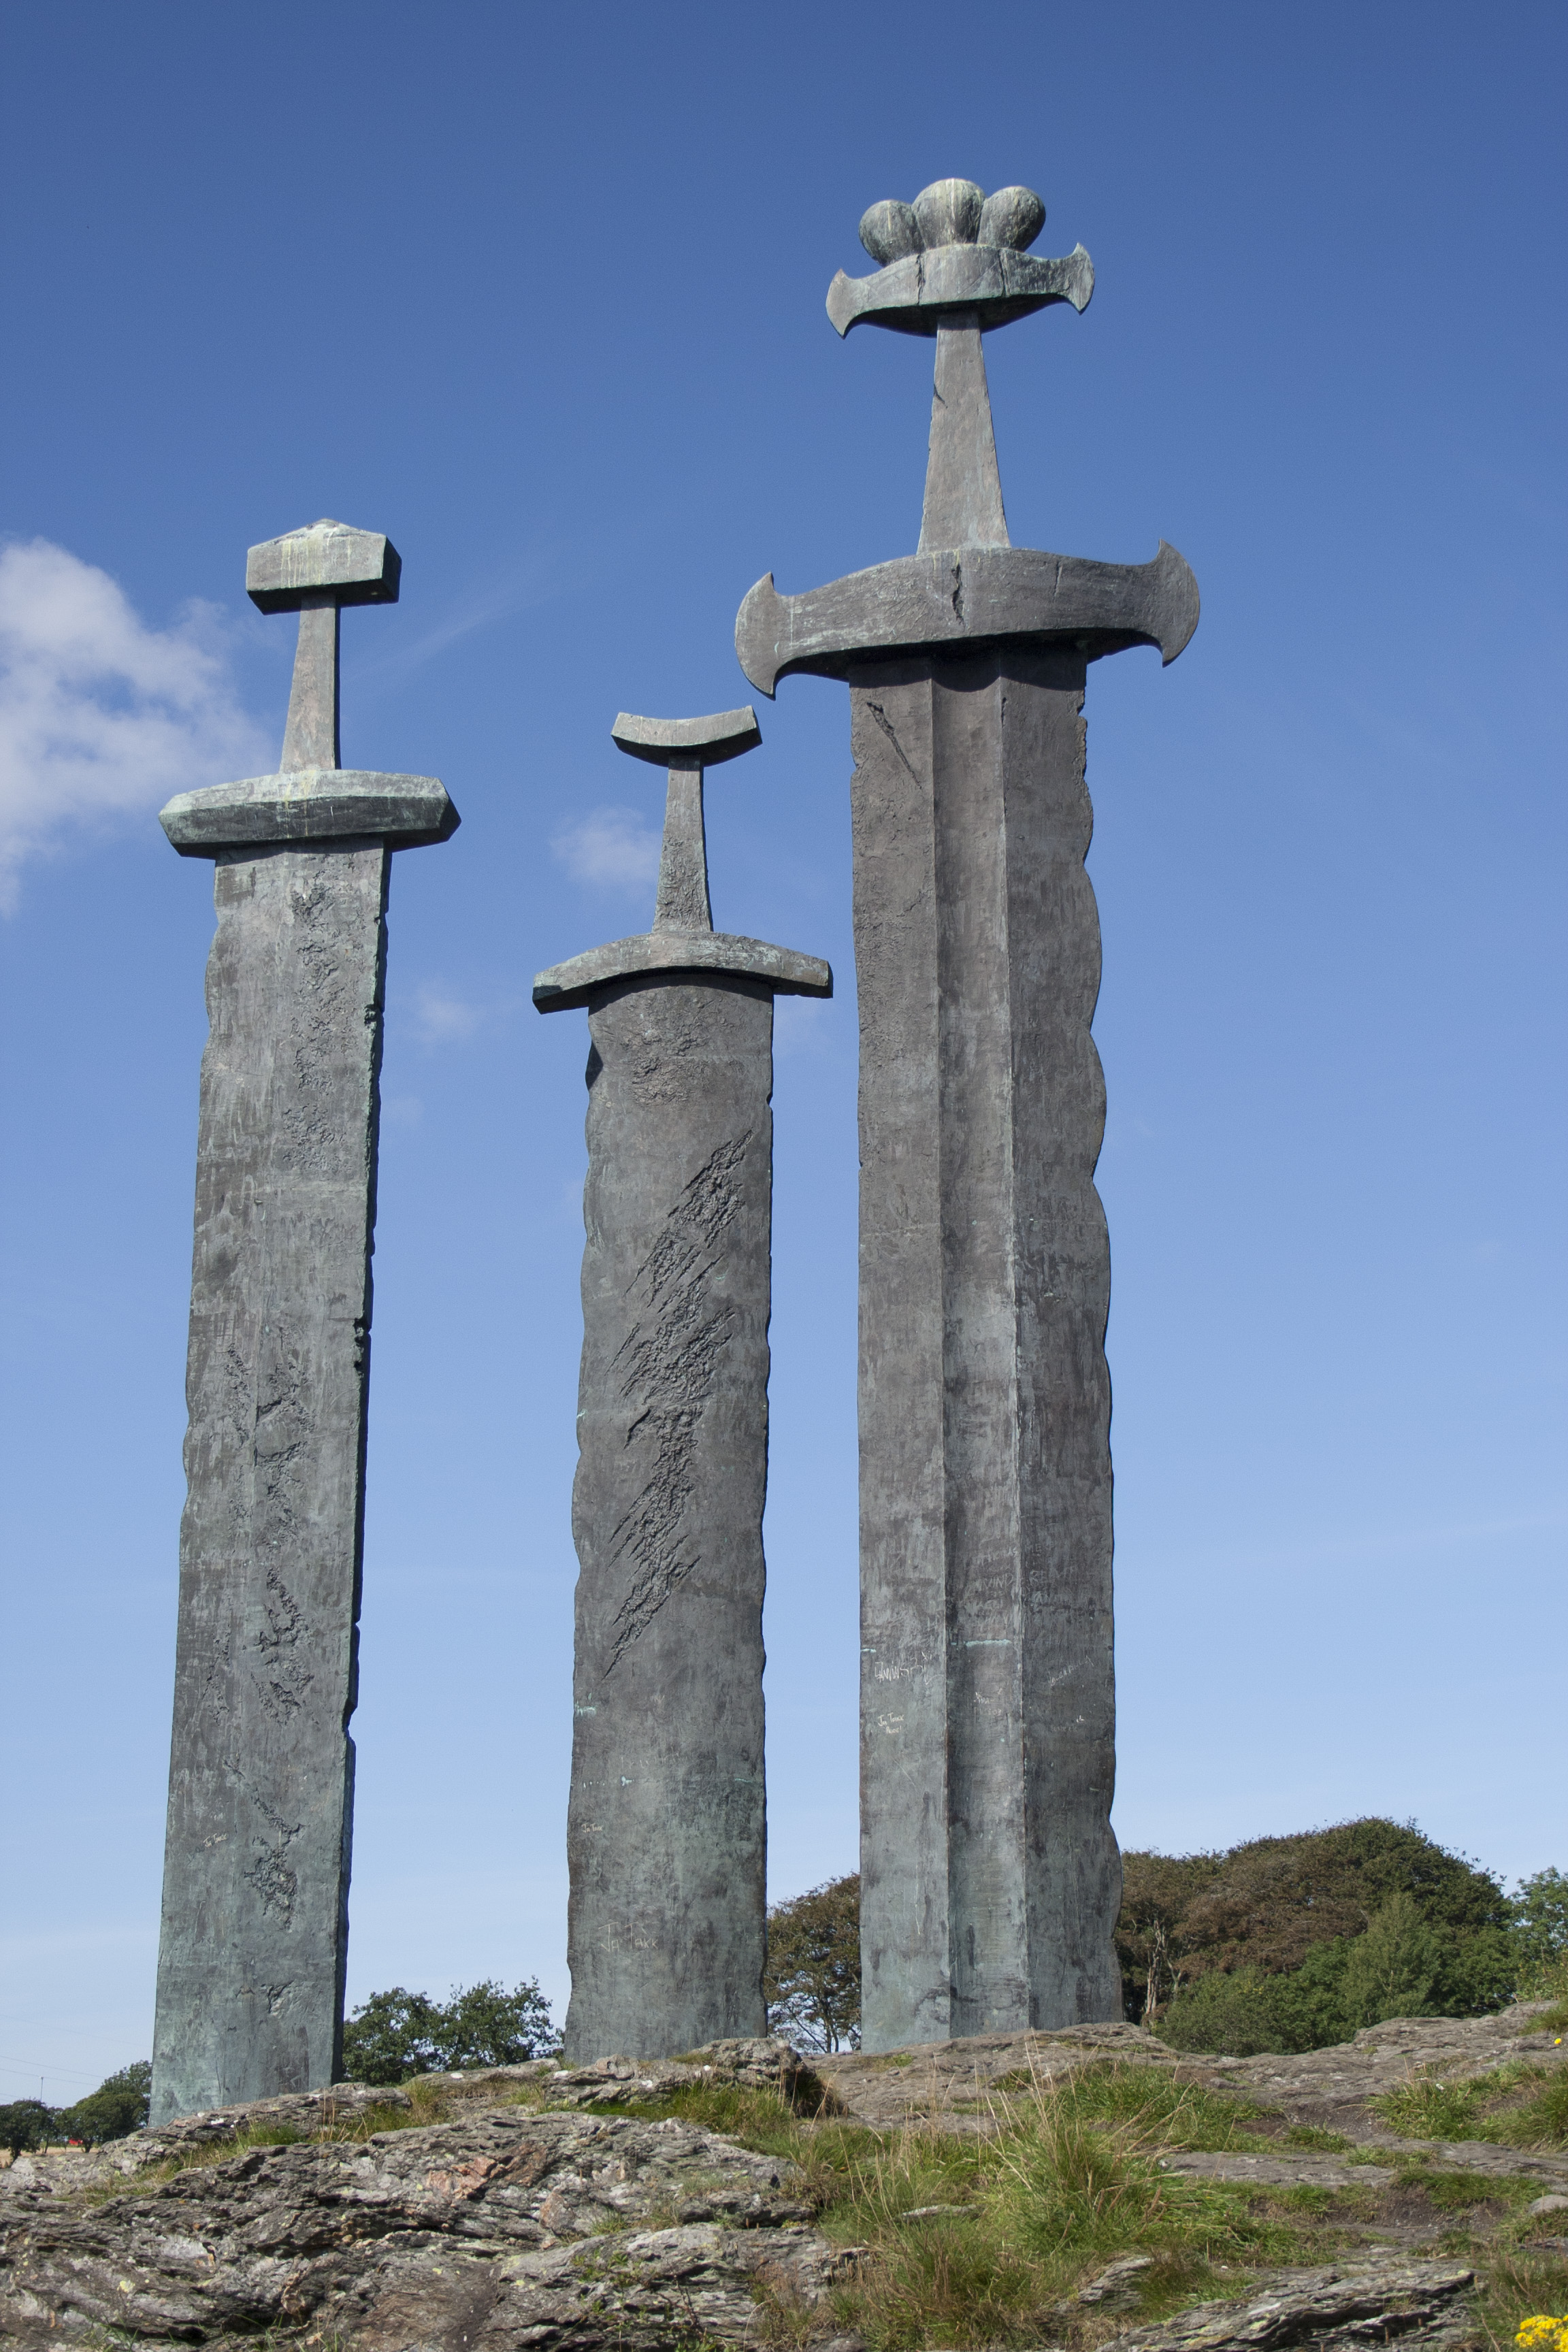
827,176 -> 1092,338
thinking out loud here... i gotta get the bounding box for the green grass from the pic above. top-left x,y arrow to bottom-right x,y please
1281,2125 -> 1358,2151
1388,2163 -> 1513,2211
1373,2076 -> 1492,2140
986,2059 -> 1269,2151
1371,2063 -> 1568,2152
1497,2072 -> 1568,2150
1459,2242 -> 1568,2352
719,2065 -> 1344,2352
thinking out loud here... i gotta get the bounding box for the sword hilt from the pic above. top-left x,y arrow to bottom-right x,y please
611,706 -> 762,935
824,180 -> 1093,554
246,521 -> 400,772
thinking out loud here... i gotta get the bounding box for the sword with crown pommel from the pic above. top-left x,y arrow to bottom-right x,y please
734,179 -> 1199,2056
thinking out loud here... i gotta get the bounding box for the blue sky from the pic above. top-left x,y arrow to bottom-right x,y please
1,0 -> 1563,2103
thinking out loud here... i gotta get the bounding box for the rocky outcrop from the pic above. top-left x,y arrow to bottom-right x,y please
0,2087 -> 845,2348
1203,2004 -> 1567,2132
811,2017 -> 1175,2125
810,2002 -> 1565,2135
3,2012 -> 1563,2349
1096,2255 -> 1478,2352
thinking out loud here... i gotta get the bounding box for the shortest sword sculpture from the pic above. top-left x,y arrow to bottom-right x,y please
535,709 -> 830,2061
150,522 -> 458,2127
736,181 -> 1198,2051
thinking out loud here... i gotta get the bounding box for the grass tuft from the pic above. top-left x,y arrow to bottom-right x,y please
1497,2072 -> 1568,2149
1467,2244 -> 1568,2352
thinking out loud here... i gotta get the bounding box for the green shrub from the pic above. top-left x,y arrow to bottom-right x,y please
59,2061 -> 151,2146
1158,1970 -> 1293,2055
1117,1818 -> 1553,2035
0,2098 -> 59,2155
341,1979 -> 558,2085
1511,1872 -> 1568,1996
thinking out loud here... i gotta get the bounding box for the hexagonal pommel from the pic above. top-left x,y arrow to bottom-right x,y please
246,519 -> 401,612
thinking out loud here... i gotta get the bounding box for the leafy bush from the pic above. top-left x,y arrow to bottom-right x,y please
0,2099 -> 58,2155
1158,1970 -> 1292,2057
1510,1870 -> 1568,1995
765,1873 -> 862,2051
749,1828 -> 1559,2063
1117,1818 -> 1518,2021
341,1979 -> 559,2085
0,2061 -> 152,2153
59,2061 -> 151,2145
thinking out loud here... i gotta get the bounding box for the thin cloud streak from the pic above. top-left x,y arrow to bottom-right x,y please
551,804 -> 660,893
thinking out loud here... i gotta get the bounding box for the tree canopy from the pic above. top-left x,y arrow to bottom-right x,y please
764,1874 -> 862,2052
340,1980 -> 559,2086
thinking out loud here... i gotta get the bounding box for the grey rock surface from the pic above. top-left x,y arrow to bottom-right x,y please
536,720 -> 829,2062
734,186 -> 1198,2054
812,2019 -> 1174,2127
1203,2002 -> 1568,2128
1097,2256 -> 1477,2352
150,525 -> 456,2128
0,2096 -> 845,2349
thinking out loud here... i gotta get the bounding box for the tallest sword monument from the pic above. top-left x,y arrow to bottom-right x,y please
736,178 -> 1199,2050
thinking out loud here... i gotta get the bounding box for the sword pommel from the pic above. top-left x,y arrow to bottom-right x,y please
246,519 -> 400,611
610,706 -> 761,767
826,176 -> 1092,338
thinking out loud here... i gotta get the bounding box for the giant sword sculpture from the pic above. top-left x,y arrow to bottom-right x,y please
150,521 -> 458,2125
736,179 -> 1199,2050
536,708 -> 830,2059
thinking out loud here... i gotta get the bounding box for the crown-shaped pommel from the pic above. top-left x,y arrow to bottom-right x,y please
827,177 -> 1092,338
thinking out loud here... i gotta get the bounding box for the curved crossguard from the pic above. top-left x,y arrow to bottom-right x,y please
738,544 -> 1198,696
734,176 -> 1198,688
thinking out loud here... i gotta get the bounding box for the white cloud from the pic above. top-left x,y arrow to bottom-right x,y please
551,803 -> 660,892
411,980 -> 483,1044
772,994 -> 836,1058
0,538 -> 273,908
